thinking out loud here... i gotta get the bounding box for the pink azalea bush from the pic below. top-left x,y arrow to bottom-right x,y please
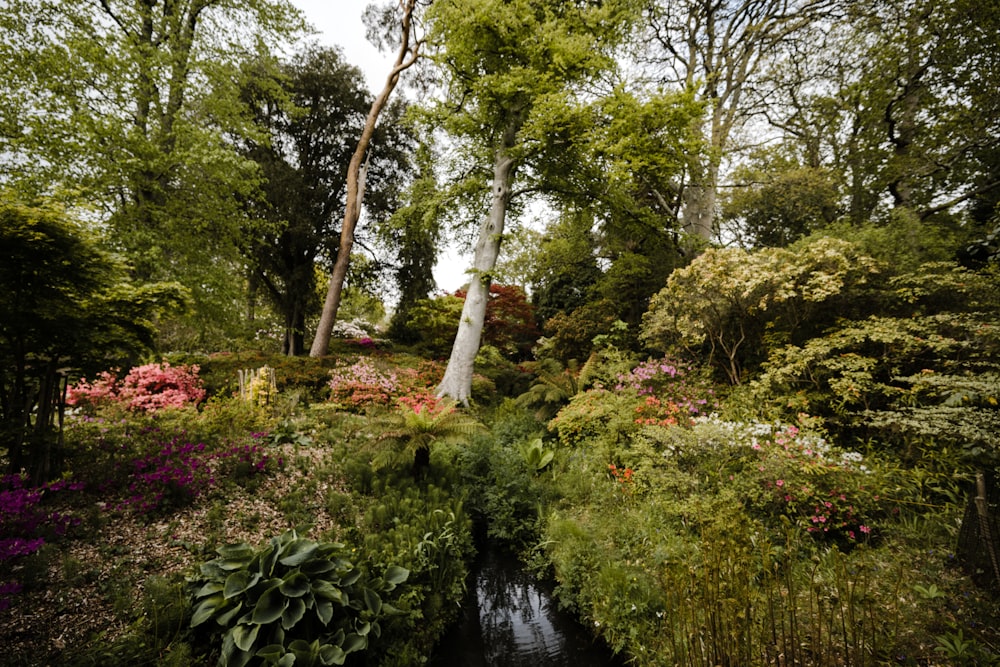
67,363 -> 206,413
328,357 -> 438,412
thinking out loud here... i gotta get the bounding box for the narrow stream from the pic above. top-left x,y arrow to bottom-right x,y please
430,549 -> 626,666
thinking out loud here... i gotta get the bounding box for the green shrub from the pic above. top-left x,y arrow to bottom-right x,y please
189,530 -> 408,667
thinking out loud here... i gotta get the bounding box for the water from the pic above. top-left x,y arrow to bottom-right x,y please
430,549 -> 626,666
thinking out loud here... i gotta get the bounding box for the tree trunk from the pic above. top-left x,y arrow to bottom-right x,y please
309,0 -> 422,357
437,136 -> 517,404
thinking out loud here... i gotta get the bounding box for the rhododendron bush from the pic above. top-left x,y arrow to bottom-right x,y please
67,363 -> 206,412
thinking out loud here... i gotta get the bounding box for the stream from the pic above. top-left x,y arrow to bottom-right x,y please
429,549 -> 626,666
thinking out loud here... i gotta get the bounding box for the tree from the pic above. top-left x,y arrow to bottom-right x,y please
427,0 -> 640,403
309,0 -> 426,357
642,0 -> 839,240
0,194 -> 185,481
641,236 -> 881,384
0,0 -> 305,346
240,47 -> 411,355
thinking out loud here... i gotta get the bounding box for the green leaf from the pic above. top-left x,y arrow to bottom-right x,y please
252,586 -> 288,625
316,598 -> 334,626
277,654 -> 296,667
279,570 -> 310,598
282,596 -> 307,630
195,581 -> 225,598
191,593 -> 225,627
216,601 -> 244,627
217,543 -> 256,560
362,589 -> 382,615
255,644 -> 285,662
232,623 -> 260,653
279,539 -> 319,567
319,644 -> 347,666
301,559 -> 337,576
312,581 -> 346,605
383,565 -> 409,586
342,633 -> 367,654
225,570 -> 261,599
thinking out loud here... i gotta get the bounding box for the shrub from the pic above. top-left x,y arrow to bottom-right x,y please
189,530 -> 408,667
67,363 -> 206,413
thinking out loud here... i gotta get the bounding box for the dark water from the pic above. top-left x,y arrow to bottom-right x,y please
430,549 -> 626,667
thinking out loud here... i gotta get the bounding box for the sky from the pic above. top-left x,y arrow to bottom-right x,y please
289,0 -> 471,293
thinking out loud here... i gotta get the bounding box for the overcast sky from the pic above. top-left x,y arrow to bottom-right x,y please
289,0 -> 469,293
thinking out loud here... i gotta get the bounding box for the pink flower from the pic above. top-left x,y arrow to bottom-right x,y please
859,525 -> 871,534
775,479 -> 784,487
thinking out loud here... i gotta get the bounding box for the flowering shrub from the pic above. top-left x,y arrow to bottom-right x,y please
616,356 -> 717,419
118,437 -> 212,513
397,390 -> 447,416
633,395 -> 683,428
0,474 -> 83,609
67,363 -> 206,413
116,434 -> 277,514
607,464 -> 635,496
331,317 -> 373,339
688,415 -> 885,543
328,357 -> 401,410
327,357 -> 443,412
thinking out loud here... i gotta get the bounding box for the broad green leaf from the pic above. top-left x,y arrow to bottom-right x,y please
362,589 -> 382,615
281,596 -> 307,630
383,565 -> 409,586
191,593 -> 224,627
255,644 -> 285,662
232,623 -> 260,653
301,559 -> 336,575
225,570 -> 261,599
216,601 -> 244,626
195,581 -> 225,598
319,644 -> 346,666
279,570 -> 310,598
252,586 -> 287,625
342,633 -> 366,654
316,598 -> 334,626
217,543 -> 256,560
312,581 -> 346,605
279,539 -> 319,567
289,638 -> 320,662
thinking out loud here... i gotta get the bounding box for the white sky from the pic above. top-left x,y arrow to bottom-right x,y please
289,0 -> 470,293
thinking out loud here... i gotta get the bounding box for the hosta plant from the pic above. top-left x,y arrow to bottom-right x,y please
189,530 -> 408,667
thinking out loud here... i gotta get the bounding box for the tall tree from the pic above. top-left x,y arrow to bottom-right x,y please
0,193 -> 186,481
642,0 -> 838,240
0,0 -> 305,346
309,0 -> 425,357
240,47 -> 411,355
427,0 -> 641,403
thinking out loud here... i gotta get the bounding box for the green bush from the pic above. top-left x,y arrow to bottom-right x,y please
189,530 -> 408,667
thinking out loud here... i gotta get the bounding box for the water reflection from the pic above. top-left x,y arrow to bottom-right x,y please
431,549 -> 625,667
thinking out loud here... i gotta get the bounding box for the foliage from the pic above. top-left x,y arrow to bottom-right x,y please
67,363 -> 207,413
0,195 -> 187,479
457,284 -> 541,361
752,262 -> 1000,465
642,236 -> 882,384
373,399 -> 485,476
0,0 -> 307,348
0,474 -> 82,609
239,46 -> 412,355
516,358 -> 582,421
353,475 -> 474,665
539,298 -> 619,362
189,529 -> 408,667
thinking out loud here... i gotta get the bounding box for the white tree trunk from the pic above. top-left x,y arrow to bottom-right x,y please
436,143 -> 516,404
